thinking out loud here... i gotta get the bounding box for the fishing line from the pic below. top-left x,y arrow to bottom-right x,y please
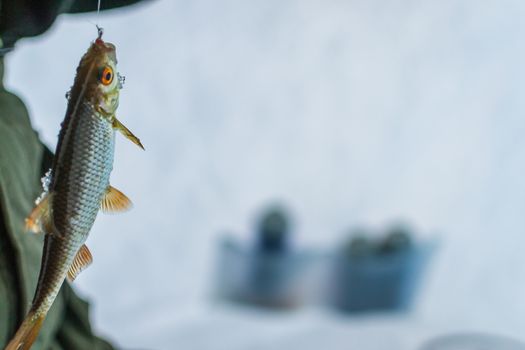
96,0 -> 103,39
97,0 -> 102,23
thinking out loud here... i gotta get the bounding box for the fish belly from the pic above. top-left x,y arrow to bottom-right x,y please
53,101 -> 115,239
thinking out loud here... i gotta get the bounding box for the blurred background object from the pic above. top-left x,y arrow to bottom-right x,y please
215,204 -> 313,309
329,223 -> 436,312
216,211 -> 436,314
5,0 -> 525,348
256,204 -> 291,253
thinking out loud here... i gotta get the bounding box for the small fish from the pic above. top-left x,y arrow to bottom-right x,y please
5,31 -> 143,350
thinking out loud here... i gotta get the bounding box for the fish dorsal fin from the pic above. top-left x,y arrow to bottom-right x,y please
67,245 -> 93,282
113,117 -> 145,150
101,185 -> 132,213
25,193 -> 54,234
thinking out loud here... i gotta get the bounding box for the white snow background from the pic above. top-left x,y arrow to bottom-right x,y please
5,0 -> 525,349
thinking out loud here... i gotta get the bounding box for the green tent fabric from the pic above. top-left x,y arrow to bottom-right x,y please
0,1 -> 146,348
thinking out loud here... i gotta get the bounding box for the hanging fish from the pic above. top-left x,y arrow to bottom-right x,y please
5,29 -> 143,350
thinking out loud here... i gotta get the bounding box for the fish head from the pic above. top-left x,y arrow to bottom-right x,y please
92,38 -> 120,116
73,37 -> 122,117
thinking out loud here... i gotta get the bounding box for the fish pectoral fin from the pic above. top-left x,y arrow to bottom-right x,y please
67,245 -> 93,282
101,185 -> 133,213
113,117 -> 145,150
25,193 -> 54,234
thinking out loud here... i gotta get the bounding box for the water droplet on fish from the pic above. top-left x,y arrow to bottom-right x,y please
117,73 -> 125,89
35,169 -> 53,205
41,169 -> 52,192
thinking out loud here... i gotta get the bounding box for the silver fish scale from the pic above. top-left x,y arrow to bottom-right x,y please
32,101 -> 115,315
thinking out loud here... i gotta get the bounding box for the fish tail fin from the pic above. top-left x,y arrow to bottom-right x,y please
5,312 -> 45,350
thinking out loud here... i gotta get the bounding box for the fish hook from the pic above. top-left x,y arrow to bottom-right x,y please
96,25 -> 104,40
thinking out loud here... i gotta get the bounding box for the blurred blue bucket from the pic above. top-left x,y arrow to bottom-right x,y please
329,240 -> 437,312
215,237 -> 312,309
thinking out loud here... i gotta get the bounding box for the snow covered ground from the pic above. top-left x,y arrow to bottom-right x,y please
5,0 -> 525,348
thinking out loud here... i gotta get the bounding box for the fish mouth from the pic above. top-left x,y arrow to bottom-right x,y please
93,26 -> 116,56
92,39 -> 117,64
94,39 -> 116,53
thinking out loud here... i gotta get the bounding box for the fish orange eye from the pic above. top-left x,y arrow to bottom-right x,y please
100,67 -> 113,85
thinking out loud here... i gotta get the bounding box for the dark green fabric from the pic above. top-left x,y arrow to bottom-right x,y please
0,0 -> 145,52
0,55 -> 115,348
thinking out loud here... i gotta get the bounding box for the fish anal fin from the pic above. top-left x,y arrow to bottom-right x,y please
25,193 -> 53,234
113,117 -> 145,150
101,185 -> 132,213
67,245 -> 93,282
